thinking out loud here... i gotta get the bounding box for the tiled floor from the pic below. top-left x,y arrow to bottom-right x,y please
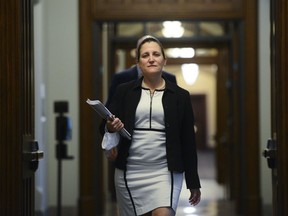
105,150 -> 237,216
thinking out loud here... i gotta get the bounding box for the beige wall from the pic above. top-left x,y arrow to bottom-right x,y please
166,65 -> 217,148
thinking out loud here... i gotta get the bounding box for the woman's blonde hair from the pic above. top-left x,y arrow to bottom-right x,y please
136,35 -> 166,62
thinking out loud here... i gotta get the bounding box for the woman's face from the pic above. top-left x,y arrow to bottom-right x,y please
138,41 -> 166,77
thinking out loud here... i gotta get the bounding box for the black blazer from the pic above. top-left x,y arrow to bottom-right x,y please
106,65 -> 177,106
108,76 -> 201,190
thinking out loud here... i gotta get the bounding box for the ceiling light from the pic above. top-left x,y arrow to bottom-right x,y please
162,21 -> 184,38
181,63 -> 199,85
166,48 -> 195,58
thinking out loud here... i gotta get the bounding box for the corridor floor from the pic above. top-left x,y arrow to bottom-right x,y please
176,178 -> 235,216
105,150 -> 237,216
174,150 -> 236,216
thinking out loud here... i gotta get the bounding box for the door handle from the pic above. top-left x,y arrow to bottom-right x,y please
27,150 -> 44,161
23,140 -> 44,172
262,139 -> 276,169
23,140 -> 44,161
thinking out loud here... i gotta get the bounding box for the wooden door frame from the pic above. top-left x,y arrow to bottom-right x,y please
270,0 -> 288,215
190,94 -> 208,150
79,0 -> 260,215
0,0 -> 36,215
0,1 -> 23,213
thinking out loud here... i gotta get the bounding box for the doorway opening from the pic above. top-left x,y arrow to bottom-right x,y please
99,20 -> 237,215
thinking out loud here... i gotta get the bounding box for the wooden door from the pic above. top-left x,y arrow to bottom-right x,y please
190,95 -> 208,150
215,47 -> 230,186
0,0 -> 42,215
264,0 -> 288,215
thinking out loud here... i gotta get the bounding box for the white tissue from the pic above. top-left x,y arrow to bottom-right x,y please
101,132 -> 120,150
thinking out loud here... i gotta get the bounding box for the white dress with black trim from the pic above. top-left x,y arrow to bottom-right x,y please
114,87 -> 183,216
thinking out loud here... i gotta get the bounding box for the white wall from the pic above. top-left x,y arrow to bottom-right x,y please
40,0 -> 79,208
258,0 -> 272,207
34,1 -> 47,212
46,0 -> 79,207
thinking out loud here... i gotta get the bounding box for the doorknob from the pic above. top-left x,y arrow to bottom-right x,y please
262,139 -> 276,169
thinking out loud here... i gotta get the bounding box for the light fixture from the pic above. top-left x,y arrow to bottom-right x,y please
166,47 -> 195,58
162,21 -> 184,38
181,63 -> 199,85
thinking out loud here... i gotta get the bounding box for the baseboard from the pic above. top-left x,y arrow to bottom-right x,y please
47,206 -> 78,216
35,210 -> 44,216
262,204 -> 273,216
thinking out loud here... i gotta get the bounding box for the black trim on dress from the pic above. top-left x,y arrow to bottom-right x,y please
124,170 -> 137,216
170,171 -> 174,208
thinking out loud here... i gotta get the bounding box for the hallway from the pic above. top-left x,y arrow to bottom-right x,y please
105,150 -> 236,216
176,150 -> 236,216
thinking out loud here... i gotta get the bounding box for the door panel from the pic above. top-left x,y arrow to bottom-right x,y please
267,0 -> 288,215
0,0 -> 39,215
215,47 -> 230,186
269,4 -> 278,208
190,95 -> 208,150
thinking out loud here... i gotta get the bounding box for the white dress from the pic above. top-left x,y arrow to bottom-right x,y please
114,88 -> 183,216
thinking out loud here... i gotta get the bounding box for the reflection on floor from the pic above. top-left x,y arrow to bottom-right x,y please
175,150 -> 236,216
105,150 -> 236,216
176,179 -> 235,216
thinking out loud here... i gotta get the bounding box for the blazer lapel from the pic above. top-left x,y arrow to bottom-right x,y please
123,80 -> 142,135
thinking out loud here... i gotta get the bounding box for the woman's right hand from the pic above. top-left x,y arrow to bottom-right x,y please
104,147 -> 118,161
106,116 -> 124,133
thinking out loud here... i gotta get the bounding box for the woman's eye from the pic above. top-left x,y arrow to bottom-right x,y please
141,52 -> 161,59
141,54 -> 149,58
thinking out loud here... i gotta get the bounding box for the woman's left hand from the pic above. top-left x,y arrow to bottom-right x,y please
104,147 -> 118,161
189,189 -> 201,206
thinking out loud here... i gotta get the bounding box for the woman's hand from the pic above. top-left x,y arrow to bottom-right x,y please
189,189 -> 201,206
104,147 -> 118,161
106,116 -> 124,133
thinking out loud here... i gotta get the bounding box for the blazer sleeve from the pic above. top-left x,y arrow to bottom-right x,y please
181,91 -> 201,189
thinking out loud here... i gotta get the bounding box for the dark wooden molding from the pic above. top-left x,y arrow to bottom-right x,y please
79,0 -> 261,215
242,0 -> 261,214
273,0 -> 288,215
91,0 -> 243,21
78,0 -> 97,215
